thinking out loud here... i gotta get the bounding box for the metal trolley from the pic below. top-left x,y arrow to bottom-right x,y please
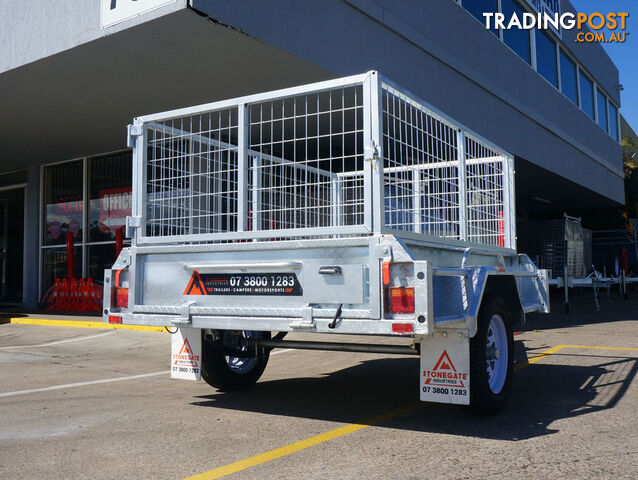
104,71 -> 549,413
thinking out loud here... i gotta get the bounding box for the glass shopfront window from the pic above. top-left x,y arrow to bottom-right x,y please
43,161 -> 83,246
41,152 -> 132,300
88,244 -> 118,281
0,185 -> 26,304
89,152 -> 132,242
42,247 -> 83,293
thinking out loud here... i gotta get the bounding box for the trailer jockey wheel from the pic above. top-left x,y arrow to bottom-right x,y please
201,331 -> 271,391
469,295 -> 513,415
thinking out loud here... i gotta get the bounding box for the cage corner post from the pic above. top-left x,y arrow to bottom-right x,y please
364,71 -> 384,234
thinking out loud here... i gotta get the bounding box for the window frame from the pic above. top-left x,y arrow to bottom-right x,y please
595,86 -> 609,133
38,150 -> 132,299
534,29 -> 559,88
558,47 -> 578,105
607,99 -> 620,141
453,0 -> 620,142
578,70 -> 596,121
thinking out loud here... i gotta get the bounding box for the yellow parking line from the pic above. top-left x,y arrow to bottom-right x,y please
561,345 -> 638,352
183,403 -> 422,480
0,317 -> 165,332
513,344 -> 638,373
186,344 -> 563,480
514,344 -> 565,371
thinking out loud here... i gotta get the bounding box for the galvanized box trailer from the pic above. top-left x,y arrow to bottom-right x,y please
103,71 -> 549,413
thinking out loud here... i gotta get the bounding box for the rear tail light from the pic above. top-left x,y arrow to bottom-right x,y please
112,269 -> 129,309
389,287 -> 415,314
114,288 -> 129,308
108,315 -> 122,324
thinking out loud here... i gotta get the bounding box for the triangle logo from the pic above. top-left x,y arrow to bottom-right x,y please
424,350 -> 466,388
183,270 -> 206,295
179,338 -> 194,356
174,338 -> 197,366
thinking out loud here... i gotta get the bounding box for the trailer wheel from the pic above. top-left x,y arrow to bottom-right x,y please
470,295 -> 513,415
201,331 -> 270,391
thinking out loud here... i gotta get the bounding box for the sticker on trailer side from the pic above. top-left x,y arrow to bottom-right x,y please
183,271 -> 303,296
171,326 -> 201,381
419,331 -> 470,405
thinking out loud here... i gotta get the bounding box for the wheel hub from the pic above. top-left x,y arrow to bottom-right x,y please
485,314 -> 508,394
223,331 -> 260,374
486,344 -> 500,360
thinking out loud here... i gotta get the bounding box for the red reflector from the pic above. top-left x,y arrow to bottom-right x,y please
389,287 -> 415,314
382,262 -> 391,286
108,315 -> 122,324
115,287 -> 129,308
392,322 -> 414,333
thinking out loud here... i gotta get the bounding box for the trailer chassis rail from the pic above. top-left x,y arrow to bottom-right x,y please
246,338 -> 419,356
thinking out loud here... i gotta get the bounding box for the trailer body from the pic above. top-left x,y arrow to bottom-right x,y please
104,72 -> 549,411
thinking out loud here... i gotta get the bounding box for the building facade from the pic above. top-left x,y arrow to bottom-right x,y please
0,0 -> 624,307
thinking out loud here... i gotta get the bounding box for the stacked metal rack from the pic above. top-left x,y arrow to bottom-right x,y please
517,214 -> 590,279
519,215 -> 638,312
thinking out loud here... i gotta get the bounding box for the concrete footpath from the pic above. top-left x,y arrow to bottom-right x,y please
0,295 -> 637,479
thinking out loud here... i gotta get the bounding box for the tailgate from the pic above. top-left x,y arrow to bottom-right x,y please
134,238 -> 381,320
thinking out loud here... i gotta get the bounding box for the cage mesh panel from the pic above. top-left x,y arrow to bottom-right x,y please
465,134 -> 506,246
381,84 -> 508,247
142,79 -> 509,246
382,85 -> 460,239
248,86 -> 365,231
147,108 -> 239,236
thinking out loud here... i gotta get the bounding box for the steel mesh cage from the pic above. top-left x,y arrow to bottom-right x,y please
247,86 -> 365,231
381,83 -> 461,239
380,81 -> 512,248
147,108 -> 239,237
133,72 -> 514,248
464,134 -> 507,247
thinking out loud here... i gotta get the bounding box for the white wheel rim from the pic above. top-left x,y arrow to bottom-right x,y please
485,314 -> 508,394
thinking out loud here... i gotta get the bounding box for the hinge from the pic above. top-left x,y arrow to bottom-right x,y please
125,216 -> 142,238
373,243 -> 392,261
127,123 -> 143,147
364,141 -> 380,171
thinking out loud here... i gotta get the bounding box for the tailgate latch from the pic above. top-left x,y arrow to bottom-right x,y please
172,301 -> 195,325
290,305 -> 316,329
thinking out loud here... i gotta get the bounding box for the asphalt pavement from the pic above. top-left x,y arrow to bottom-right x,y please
1,294 -> 637,479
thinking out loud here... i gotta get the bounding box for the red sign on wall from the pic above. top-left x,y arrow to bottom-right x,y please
99,186 -> 132,233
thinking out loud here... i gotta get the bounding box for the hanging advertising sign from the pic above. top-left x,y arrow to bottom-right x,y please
99,186 -> 132,233
101,0 -> 177,28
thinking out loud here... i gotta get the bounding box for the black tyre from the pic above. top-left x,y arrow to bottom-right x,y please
201,331 -> 270,391
470,295 -> 514,415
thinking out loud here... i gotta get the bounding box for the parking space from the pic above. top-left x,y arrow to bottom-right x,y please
1,298 -> 638,480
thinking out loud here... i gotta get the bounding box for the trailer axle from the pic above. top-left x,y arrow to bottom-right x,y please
246,338 -> 419,356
